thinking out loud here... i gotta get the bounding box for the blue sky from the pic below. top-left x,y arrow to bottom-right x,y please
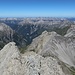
0,0 -> 75,17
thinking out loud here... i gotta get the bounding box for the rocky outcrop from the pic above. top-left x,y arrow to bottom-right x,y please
28,31 -> 75,68
0,23 -> 13,40
0,42 -> 66,75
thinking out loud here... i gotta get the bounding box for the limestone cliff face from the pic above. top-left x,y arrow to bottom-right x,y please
28,31 -> 75,68
0,42 -> 65,75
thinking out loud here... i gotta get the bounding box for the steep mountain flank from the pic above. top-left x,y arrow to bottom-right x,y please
0,23 -> 13,49
27,31 -> 75,68
0,23 -> 27,49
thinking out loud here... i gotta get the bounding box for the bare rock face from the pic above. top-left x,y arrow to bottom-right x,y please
28,31 -> 75,68
0,42 -> 21,75
0,42 -> 65,75
0,23 -> 13,38
65,25 -> 75,37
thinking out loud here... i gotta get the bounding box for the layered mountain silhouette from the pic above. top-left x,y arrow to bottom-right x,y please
0,18 -> 75,75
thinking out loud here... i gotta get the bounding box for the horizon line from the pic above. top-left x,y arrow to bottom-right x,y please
0,16 -> 75,18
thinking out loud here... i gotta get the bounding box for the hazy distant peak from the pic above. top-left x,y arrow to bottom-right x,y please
0,23 -> 13,32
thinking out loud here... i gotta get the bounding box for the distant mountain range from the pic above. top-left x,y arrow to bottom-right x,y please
0,17 -> 74,50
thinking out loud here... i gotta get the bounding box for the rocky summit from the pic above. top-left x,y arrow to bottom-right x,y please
0,42 -> 65,75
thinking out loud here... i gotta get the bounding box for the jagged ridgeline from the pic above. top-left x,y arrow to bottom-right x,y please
0,42 -> 67,75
